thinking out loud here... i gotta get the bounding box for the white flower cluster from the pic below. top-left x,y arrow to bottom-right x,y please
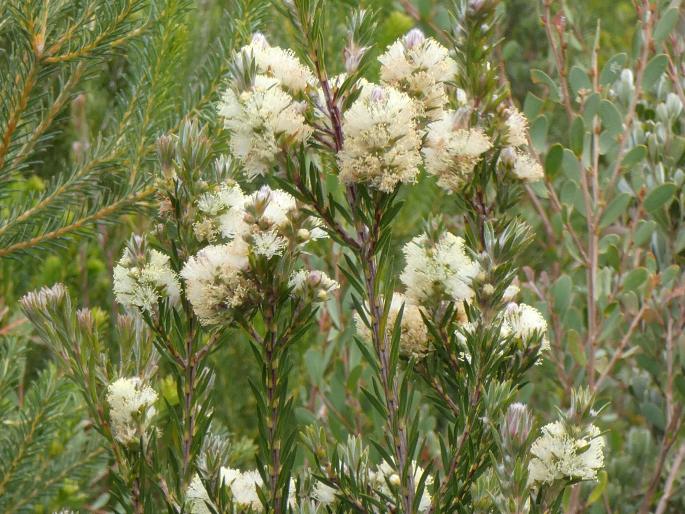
355,293 -> 428,357
369,461 -> 433,512
218,34 -> 314,179
193,181 -> 246,243
501,107 -> 544,182
113,238 -> 180,312
338,83 -> 422,193
502,302 -> 550,352
186,474 -> 213,514
220,466 -> 295,510
181,240 -> 253,326
422,109 -> 493,192
401,231 -> 481,306
313,460 -> 433,512
106,377 -> 158,445
185,185 -> 332,324
528,421 -> 605,486
379,28 -> 457,121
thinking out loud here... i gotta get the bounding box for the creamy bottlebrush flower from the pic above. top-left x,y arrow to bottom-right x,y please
181,240 -> 254,325
370,461 -> 433,512
220,467 -> 262,509
338,84 -> 422,193
422,110 -> 493,192
220,186 -> 327,244
379,28 -> 457,121
113,241 -> 180,312
194,182 -> 247,242
528,421 -> 605,486
251,230 -> 288,258
502,302 -> 550,351
289,270 -> 340,302
220,467 -> 296,510
354,293 -> 428,357
313,481 -> 337,505
244,33 -> 315,93
218,75 -> 311,180
504,107 -> 529,146
106,377 -> 158,444
401,232 -> 480,305
512,151 -> 544,182
186,475 -> 213,514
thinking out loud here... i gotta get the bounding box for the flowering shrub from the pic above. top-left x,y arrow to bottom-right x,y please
3,0 -> 685,513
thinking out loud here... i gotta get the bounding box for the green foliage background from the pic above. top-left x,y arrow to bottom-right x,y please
2,0 -> 682,512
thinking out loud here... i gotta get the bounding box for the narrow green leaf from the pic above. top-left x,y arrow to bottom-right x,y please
599,53 -> 627,85
621,145 -> 647,168
599,100 -> 623,136
599,193 -> 632,228
644,183 -> 677,212
654,8 -> 679,42
643,54 -> 668,90
634,220 -> 657,246
623,267 -> 648,292
570,116 -> 585,156
587,471 -> 608,505
531,69 -> 561,102
544,144 -> 564,177
523,92 -> 544,119
569,66 -> 592,96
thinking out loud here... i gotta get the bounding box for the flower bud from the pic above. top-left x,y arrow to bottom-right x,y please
500,146 -> 517,169
403,28 -> 425,49
297,228 -> 311,242
502,402 -> 532,447
156,134 -> 176,180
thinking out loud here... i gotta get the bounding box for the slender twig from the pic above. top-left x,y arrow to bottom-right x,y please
654,442 -> 685,514
542,0 -> 574,122
594,302 -> 648,390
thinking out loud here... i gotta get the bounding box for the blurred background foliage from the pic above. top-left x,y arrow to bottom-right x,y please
1,0 -> 681,511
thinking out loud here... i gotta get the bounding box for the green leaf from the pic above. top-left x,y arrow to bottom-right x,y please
674,374 -> 685,400
531,69 -> 561,102
544,144 -> 564,177
530,115 -> 548,151
599,100 -> 623,136
587,471 -> 608,505
623,267 -> 648,292
642,402 -> 666,431
599,193 -> 632,228
643,54 -> 668,90
599,53 -> 627,85
567,330 -> 586,367
523,92 -> 544,119
621,145 -> 647,168
562,149 -> 581,181
552,274 -> 572,313
634,220 -> 656,246
644,183 -> 677,212
654,8 -> 680,43
569,66 -> 592,96
570,116 -> 585,156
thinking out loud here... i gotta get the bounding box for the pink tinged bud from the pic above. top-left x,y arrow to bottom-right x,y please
256,185 -> 271,204
344,43 -> 367,74
370,86 -> 385,103
504,402 -> 532,445
500,147 -> 517,168
307,271 -> 322,287
403,28 -> 425,49
251,32 -> 269,49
